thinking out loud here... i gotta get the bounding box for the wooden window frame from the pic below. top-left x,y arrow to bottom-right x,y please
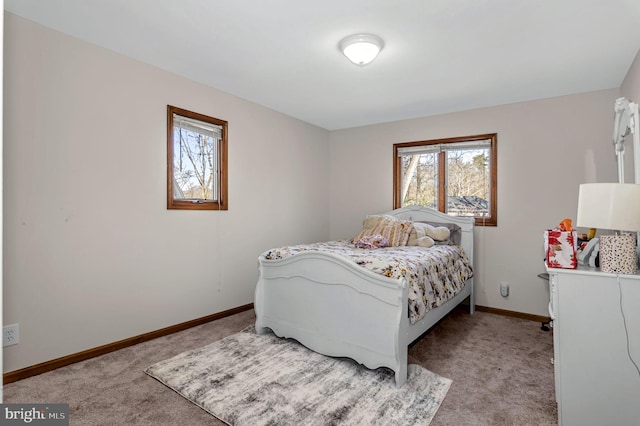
393,133 -> 497,226
167,105 -> 228,211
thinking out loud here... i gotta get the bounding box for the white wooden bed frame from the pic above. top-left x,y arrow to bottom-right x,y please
254,205 -> 475,387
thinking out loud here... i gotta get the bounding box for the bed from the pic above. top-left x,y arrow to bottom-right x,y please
254,205 -> 475,387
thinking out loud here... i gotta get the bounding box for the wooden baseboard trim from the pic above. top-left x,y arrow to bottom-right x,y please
4,303 -> 547,384
3,303 -> 254,385
475,305 -> 551,324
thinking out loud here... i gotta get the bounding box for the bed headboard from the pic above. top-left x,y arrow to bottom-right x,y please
383,205 -> 474,266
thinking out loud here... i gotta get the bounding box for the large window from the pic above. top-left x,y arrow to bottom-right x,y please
167,105 -> 228,210
393,133 -> 497,226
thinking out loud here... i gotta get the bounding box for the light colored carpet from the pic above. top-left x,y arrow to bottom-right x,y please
145,328 -> 451,425
4,308 -> 557,425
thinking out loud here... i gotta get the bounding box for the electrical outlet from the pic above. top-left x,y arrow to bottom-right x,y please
3,324 -> 19,347
500,282 -> 509,297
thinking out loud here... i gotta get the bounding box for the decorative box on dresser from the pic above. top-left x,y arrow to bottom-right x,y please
547,265 -> 640,426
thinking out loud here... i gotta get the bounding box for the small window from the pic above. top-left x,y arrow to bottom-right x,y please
167,105 -> 228,210
393,134 -> 497,226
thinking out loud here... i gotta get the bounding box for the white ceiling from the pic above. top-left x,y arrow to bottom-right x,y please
5,0 -> 640,130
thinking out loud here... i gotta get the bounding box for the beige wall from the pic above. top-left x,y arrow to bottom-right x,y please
621,48 -> 640,102
619,48 -> 640,183
0,0 -> 4,400
329,89 -> 620,316
3,13 -> 330,372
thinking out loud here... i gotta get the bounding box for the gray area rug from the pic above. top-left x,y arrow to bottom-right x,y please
145,328 -> 452,425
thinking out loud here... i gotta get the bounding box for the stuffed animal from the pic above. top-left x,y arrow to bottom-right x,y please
408,222 -> 450,246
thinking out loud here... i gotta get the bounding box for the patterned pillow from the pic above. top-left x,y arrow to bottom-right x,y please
362,214 -> 397,229
354,215 -> 414,247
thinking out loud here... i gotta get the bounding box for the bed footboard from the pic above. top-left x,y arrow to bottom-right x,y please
255,251 -> 411,387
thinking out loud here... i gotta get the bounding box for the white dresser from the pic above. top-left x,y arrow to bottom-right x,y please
547,266 -> 640,426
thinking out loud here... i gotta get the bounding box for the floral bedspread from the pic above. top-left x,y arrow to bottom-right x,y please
261,241 -> 473,324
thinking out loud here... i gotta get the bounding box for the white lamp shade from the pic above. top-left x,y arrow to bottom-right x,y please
340,34 -> 384,66
576,183 -> 640,231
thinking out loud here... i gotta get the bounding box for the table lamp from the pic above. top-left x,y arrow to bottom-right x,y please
576,183 -> 640,273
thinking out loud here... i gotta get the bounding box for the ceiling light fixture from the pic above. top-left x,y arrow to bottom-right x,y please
339,34 -> 384,66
